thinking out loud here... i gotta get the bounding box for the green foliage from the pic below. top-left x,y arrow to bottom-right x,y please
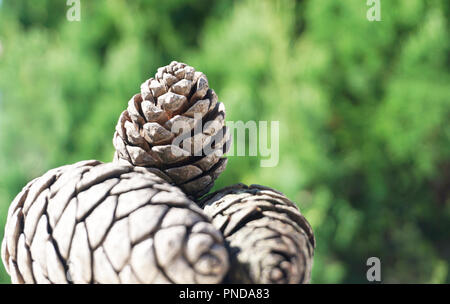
0,0 -> 448,283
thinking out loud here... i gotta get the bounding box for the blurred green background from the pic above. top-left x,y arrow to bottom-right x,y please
0,0 -> 449,283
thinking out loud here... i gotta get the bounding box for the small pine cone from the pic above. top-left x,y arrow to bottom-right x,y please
199,184 -> 315,284
113,61 -> 229,198
1,160 -> 229,284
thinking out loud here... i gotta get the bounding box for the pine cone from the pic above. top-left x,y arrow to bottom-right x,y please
199,184 -> 315,284
1,160 -> 229,284
113,61 -> 229,198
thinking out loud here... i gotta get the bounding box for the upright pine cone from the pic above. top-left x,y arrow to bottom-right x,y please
113,61 -> 229,198
1,160 -> 229,284
200,184 -> 315,284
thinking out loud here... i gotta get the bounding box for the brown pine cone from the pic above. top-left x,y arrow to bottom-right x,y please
113,61 -> 229,198
1,160 -> 229,284
199,184 -> 315,284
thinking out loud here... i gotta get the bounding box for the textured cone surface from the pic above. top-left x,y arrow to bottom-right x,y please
1,160 -> 229,284
200,184 -> 315,284
113,61 -> 229,198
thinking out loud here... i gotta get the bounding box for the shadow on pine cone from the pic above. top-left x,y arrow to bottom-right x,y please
199,184 -> 315,284
1,160 -> 229,284
113,61 -> 229,198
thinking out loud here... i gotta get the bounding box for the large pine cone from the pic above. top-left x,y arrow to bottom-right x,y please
1,160 -> 229,284
200,184 -> 315,284
113,61 -> 229,198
